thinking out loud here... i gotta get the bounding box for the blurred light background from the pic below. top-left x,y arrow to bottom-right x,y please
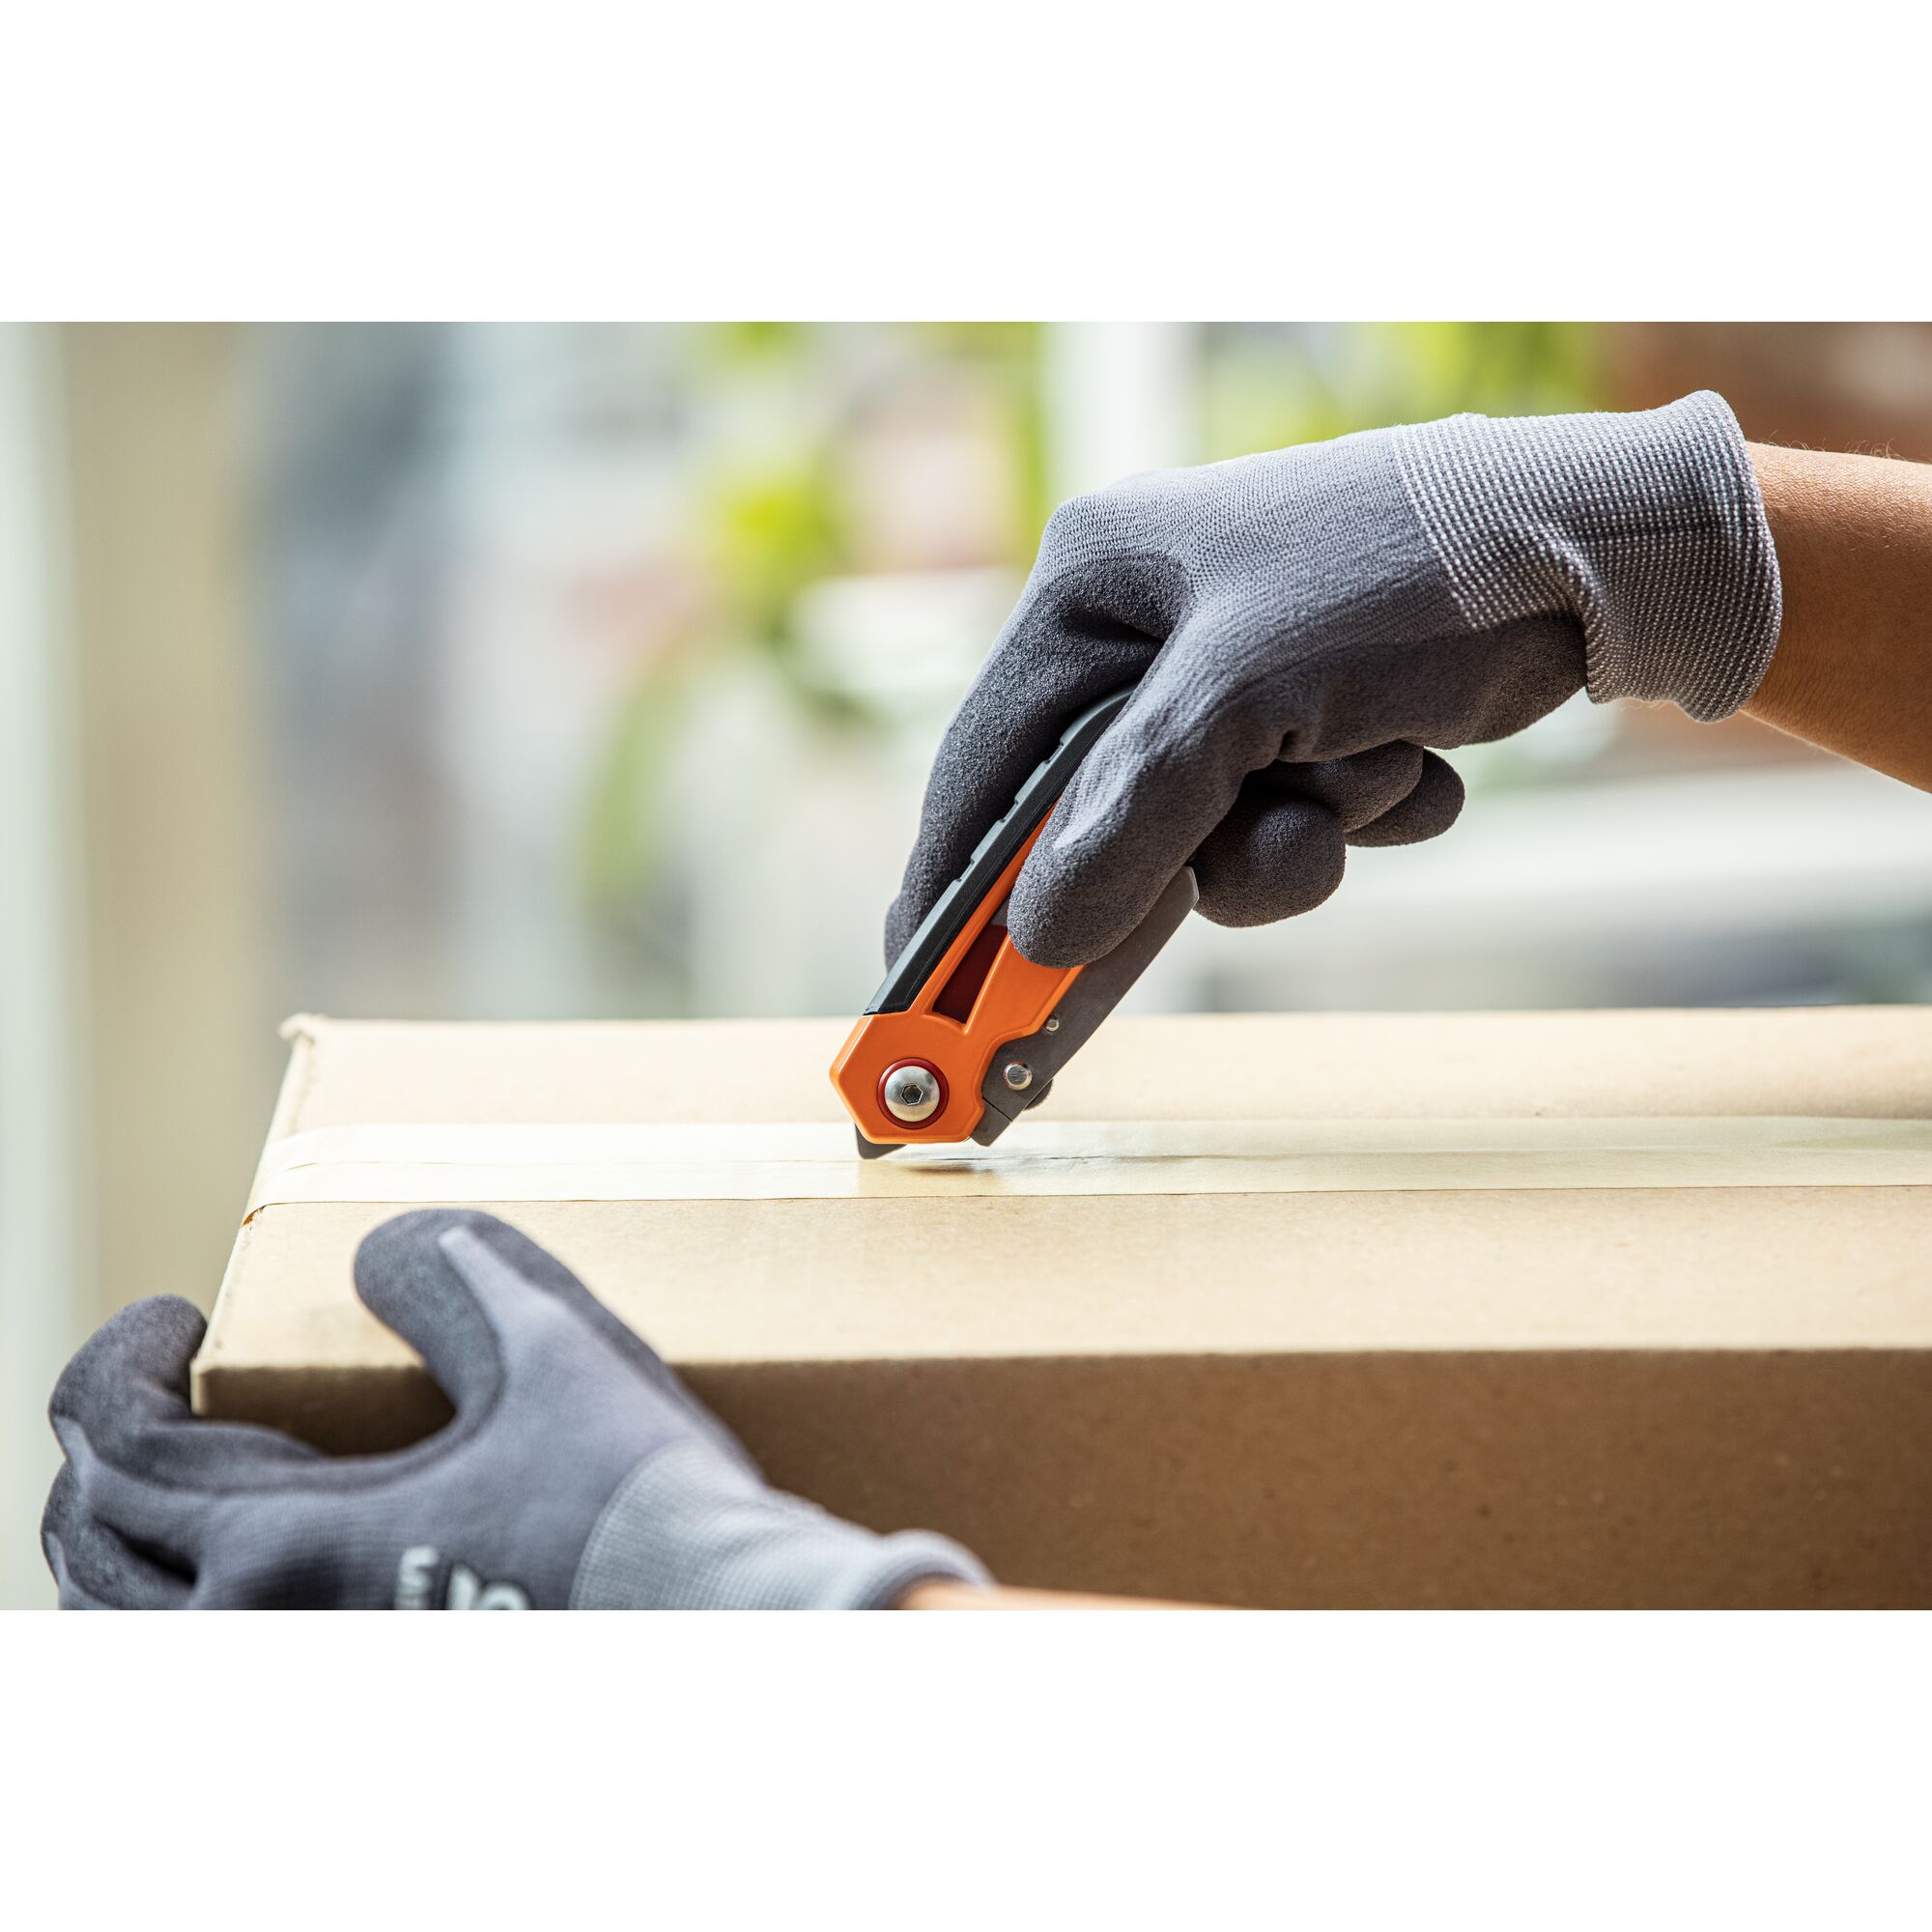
6,320 -> 1932,1605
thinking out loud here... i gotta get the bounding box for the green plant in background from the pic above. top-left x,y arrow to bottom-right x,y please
582,452 -> 865,916
1200,322 -> 1606,461
905,321 -> 1054,546
579,323 -> 1047,921
705,457 -> 846,670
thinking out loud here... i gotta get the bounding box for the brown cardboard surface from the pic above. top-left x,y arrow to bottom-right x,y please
196,1009 -> 1932,1607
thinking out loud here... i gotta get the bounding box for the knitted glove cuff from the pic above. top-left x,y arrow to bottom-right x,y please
1392,390 -> 1783,722
571,1441 -> 991,1610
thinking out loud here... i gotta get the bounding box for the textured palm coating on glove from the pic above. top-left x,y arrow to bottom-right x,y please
887,391 -> 1780,970
43,1209 -> 986,1610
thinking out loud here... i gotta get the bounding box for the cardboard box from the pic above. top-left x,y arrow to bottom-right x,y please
196,1009 -> 1932,1608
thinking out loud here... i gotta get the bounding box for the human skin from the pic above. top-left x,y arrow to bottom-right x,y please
898,1579 -> 1208,1609
1744,442 -> 1932,784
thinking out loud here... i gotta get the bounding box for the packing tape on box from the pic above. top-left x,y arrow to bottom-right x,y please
244,1116 -> 1932,1215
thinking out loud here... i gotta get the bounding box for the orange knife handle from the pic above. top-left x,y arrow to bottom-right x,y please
831,820 -> 1079,1147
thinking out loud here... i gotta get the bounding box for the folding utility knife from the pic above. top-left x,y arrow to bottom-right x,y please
831,689 -> 1198,1157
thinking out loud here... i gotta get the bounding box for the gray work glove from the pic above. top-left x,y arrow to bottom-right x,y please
43,1208 -> 987,1609
889,390 -> 1781,968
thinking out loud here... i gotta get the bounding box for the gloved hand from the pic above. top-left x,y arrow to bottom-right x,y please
43,1208 -> 987,1609
889,390 -> 1781,968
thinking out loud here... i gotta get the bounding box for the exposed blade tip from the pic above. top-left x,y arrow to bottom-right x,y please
855,1128 -> 899,1160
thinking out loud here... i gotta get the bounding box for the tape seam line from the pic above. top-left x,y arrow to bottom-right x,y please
242,1116 -> 1932,1217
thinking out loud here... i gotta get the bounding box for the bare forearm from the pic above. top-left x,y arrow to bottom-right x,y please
1744,442 -> 1932,785
897,1580 -> 1212,1609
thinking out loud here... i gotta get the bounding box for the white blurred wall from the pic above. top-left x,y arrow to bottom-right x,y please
0,326 -> 88,1610
1,326 -> 273,1607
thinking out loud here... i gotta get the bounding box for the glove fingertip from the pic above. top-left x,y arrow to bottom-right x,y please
1008,758 -> 1204,970
1195,844 -> 1347,927
42,1462 -> 192,1610
1346,752 -> 1464,848
1192,792 -> 1348,928
50,1294 -> 207,1426
1006,854 -> 1147,970
350,1208 -> 543,1418
357,1206 -> 635,1363
353,1207 -> 518,1300
40,1471 -> 108,1611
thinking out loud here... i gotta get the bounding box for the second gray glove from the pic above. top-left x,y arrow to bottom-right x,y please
43,1208 -> 986,1609
889,390 -> 1781,968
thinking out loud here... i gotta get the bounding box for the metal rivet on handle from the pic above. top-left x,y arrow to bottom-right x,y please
1003,1061 -> 1033,1092
879,1061 -> 943,1124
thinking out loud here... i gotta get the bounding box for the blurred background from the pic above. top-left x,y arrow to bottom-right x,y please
6,320 -> 1932,1605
